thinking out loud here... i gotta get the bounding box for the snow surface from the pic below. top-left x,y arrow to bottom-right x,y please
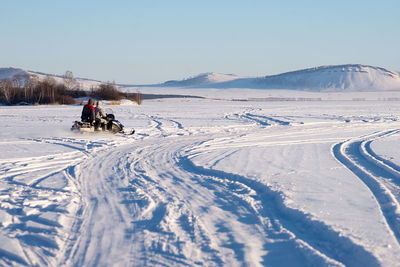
1,90 -> 400,266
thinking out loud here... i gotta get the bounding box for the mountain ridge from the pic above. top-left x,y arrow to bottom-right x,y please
159,64 -> 400,91
1,64 -> 400,91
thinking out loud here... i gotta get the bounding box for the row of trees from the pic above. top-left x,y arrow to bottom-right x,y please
0,71 -> 140,105
0,76 -> 77,105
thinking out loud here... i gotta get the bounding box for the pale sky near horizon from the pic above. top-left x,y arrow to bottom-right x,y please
1,0 -> 399,84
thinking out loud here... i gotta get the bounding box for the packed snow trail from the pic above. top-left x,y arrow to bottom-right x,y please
55,136 -> 305,266
57,134 -> 326,266
0,137 -> 111,266
2,100 -> 400,266
118,136 -> 337,266
58,144 -> 138,266
59,131 -> 382,266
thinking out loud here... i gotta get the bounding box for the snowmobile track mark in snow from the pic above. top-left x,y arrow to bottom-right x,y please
225,110 -> 291,128
333,129 -> 400,245
0,137 -> 115,266
177,154 -> 380,267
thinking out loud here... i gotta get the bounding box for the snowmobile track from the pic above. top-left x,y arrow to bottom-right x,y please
177,152 -> 379,267
333,129 -> 400,245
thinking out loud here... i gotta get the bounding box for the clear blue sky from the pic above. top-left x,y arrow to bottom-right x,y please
1,0 -> 399,84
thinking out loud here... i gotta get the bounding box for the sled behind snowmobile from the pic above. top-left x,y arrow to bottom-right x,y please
71,121 -> 94,133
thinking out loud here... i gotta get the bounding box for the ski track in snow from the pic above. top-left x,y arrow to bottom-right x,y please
1,102 -> 400,266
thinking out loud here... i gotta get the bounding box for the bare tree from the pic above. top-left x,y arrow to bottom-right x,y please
35,76 -> 57,103
64,70 -> 73,80
0,80 -> 14,104
91,82 -> 122,100
46,76 -> 57,103
25,75 -> 39,103
64,70 -> 79,91
11,78 -> 20,88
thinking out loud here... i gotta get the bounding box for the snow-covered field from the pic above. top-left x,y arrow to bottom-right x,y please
1,91 -> 400,266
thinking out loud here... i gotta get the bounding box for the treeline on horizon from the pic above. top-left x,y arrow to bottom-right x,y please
0,71 -> 142,105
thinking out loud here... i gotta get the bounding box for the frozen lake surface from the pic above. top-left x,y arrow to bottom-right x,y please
1,92 -> 400,266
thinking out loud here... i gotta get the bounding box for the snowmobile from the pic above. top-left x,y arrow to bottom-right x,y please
71,111 -> 135,135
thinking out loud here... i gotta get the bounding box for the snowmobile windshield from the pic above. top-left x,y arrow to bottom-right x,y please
105,108 -> 115,116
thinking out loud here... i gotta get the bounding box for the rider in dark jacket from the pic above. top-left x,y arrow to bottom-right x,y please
81,98 -> 95,123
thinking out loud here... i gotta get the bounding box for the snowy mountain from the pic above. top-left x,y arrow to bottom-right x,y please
162,72 -> 243,87
0,67 -> 103,89
161,65 -> 400,91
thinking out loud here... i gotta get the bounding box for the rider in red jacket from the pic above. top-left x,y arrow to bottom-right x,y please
81,98 -> 95,123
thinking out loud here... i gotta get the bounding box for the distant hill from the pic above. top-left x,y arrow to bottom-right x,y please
0,68 -> 30,85
162,73 -> 244,87
160,65 -> 400,91
0,67 -> 103,89
253,64 -> 400,91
